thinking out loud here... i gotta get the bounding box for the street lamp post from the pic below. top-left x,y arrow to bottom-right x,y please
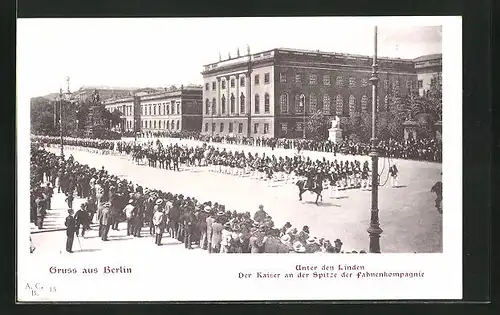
367,26 -> 383,253
300,94 -> 306,139
59,89 -> 64,157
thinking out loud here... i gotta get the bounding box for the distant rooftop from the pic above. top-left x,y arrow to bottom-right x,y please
276,47 -> 413,62
77,85 -> 142,91
413,53 -> 442,62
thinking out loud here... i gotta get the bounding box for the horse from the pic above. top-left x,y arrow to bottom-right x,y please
296,174 -> 324,205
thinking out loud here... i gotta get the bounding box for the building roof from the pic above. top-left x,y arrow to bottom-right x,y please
412,53 -> 442,62
77,85 -> 141,91
277,48 -> 413,62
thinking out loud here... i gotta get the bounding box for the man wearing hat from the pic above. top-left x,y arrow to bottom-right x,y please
211,217 -> 223,253
152,203 -> 166,246
151,198 -> 164,235
99,202 -> 112,241
253,205 -> 267,224
205,209 -> 215,253
64,209 -> 77,253
123,199 -> 136,236
197,206 -> 210,250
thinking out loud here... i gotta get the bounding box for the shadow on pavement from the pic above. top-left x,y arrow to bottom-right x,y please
76,248 -> 102,253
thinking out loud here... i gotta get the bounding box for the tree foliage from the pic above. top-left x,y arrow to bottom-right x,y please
305,110 -> 328,140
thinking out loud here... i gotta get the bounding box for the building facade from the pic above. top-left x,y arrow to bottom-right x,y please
139,86 -> 202,133
201,48 -> 420,139
103,85 -> 203,133
413,53 -> 442,96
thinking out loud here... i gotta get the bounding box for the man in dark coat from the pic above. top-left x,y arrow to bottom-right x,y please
65,209 -> 77,253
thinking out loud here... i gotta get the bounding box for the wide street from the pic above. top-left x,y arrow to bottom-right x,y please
40,140 -> 442,254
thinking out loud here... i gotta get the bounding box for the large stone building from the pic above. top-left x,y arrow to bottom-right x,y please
413,53 -> 442,96
201,48 -> 422,139
103,85 -> 203,133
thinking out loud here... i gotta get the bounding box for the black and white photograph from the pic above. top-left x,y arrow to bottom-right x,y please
17,17 -> 462,301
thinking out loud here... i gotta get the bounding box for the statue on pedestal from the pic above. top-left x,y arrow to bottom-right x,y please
328,115 -> 343,144
330,115 -> 341,129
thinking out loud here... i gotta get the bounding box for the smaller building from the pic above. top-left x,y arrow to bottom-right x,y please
413,54 -> 442,97
139,85 -> 203,133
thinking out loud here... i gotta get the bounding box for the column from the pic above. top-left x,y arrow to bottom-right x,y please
236,74 -> 240,116
217,77 -> 221,117
246,71 -> 252,137
226,75 -> 231,117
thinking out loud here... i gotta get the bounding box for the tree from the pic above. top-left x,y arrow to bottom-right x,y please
103,108 -> 122,129
305,110 -> 328,140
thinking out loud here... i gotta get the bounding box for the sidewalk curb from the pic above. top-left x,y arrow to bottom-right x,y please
30,224 -> 100,234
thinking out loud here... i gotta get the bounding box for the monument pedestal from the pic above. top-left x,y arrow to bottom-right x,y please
328,127 -> 343,143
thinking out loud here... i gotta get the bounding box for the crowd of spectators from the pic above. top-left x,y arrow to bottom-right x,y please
30,140 -> 367,253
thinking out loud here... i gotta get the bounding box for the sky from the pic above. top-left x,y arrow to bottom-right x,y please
18,17 -> 443,98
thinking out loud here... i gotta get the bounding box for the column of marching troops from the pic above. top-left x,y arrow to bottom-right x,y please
34,135 -> 403,199
132,130 -> 441,162
30,141 -> 373,254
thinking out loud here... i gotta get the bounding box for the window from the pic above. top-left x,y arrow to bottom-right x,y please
361,95 -> 369,112
309,74 -> 317,85
205,83 -> 209,91
212,82 -> 216,90
406,80 -> 411,88
280,93 -> 289,113
254,74 -> 260,85
323,94 -> 331,115
240,93 -> 245,114
361,78 -> 369,87
384,95 -> 389,112
220,123 -> 224,132
212,98 -> 216,115
349,77 -> 356,87
177,103 -> 180,114
154,120 -> 157,129
240,76 -> 245,87
164,120 -> 167,129
230,94 -> 235,114
238,123 -> 243,133
149,120 -> 152,129
349,95 -> 356,116
295,94 -> 303,114
154,105 -> 157,116
229,122 -> 233,133
323,75 -> 330,86
336,76 -> 343,86
171,120 -> 175,129
264,123 -> 269,134
280,123 -> 288,132
295,73 -> 302,84
254,94 -> 260,113
230,78 -> 235,88
176,120 -> 180,130
212,123 -> 216,132
149,105 -> 151,115
254,123 -> 259,134
264,73 -> 270,84
309,93 -> 317,113
221,95 -> 226,114
166,104 -> 170,115
392,79 -> 400,90
264,93 -> 270,113
296,122 -> 304,131
280,73 -> 287,83
335,95 -> 343,116
205,123 -> 208,132
430,78 -> 436,86
384,80 -> 389,89
205,99 -> 210,115
418,80 -> 423,88
221,80 -> 226,89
